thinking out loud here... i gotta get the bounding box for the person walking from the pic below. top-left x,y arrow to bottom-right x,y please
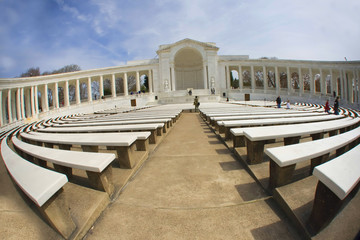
334,96 -> 340,115
324,100 -> 330,113
276,96 -> 282,108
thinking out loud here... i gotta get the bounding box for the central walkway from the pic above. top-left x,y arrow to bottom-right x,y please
85,113 -> 301,239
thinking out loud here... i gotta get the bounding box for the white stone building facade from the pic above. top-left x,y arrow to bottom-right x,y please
1,38 -> 359,127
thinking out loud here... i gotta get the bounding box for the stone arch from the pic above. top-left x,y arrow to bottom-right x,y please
174,47 -> 204,90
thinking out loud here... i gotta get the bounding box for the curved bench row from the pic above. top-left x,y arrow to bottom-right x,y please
0,103 -> 187,239
200,101 -> 360,238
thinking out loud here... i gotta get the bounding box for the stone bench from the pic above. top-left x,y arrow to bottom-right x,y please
231,117 -> 360,164
212,111 -> 326,127
0,133 -> 76,239
37,123 -> 164,144
12,135 -> 116,196
25,131 -> 151,151
203,109 -> 286,122
53,118 -> 173,130
209,110 -> 308,126
20,131 -> 140,169
220,114 -> 343,139
307,144 -> 360,234
265,126 -> 360,189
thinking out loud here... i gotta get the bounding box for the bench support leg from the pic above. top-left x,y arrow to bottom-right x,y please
307,181 -> 343,234
44,142 -> 54,148
225,128 -> 232,140
58,144 -> 71,150
81,145 -> 99,153
53,164 -> 73,179
311,133 -> 324,140
336,146 -> 348,157
157,127 -> 163,136
218,125 -> 225,134
86,166 -> 114,196
108,144 -> 136,168
233,136 -> 245,147
136,139 -> 149,151
329,130 -> 338,137
310,153 -> 329,174
246,139 -> 266,164
149,130 -> 157,144
39,188 -> 76,239
269,160 -> 296,189
284,136 -> 301,145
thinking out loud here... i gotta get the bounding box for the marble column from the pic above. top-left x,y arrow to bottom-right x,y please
287,67 -> 291,93
226,65 -> 230,89
16,88 -> 21,120
99,75 -> 104,97
123,72 -> 128,96
342,69 -> 347,100
275,66 -> 280,94
170,66 -> 176,91
299,68 -> 304,95
43,85 -> 49,112
239,66 -> 243,89
309,68 -> 314,94
203,63 -> 208,89
263,66 -> 267,93
148,69 -> 153,93
329,69 -> 334,97
30,86 -> 35,116
87,77 -> 92,102
136,71 -> 140,92
75,79 -> 80,104
7,89 -> 12,123
320,69 -> 325,95
20,88 -> 25,118
34,85 -> 39,114
54,82 -> 59,108
250,65 -> 255,91
64,80 -> 69,107
111,74 -> 116,98
0,91 -> 3,126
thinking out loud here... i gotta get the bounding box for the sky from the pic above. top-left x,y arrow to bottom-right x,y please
0,0 -> 359,78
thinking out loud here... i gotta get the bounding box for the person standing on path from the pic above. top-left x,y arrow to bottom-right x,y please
194,96 -> 200,112
276,96 -> 282,108
334,96 -> 340,115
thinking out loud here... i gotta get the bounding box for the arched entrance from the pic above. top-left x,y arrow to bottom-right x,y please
174,48 -> 204,90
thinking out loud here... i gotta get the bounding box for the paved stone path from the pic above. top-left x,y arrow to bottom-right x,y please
85,113 -> 301,239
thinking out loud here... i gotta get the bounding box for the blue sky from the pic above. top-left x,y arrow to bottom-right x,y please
1,0 -> 359,78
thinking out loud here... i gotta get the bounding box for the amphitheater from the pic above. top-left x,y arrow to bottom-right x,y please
0,39 -> 359,239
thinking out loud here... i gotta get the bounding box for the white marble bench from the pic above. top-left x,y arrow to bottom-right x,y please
20,131 -> 139,169
37,123 -> 164,144
307,144 -> 360,233
0,134 -> 76,238
212,111 -> 326,126
12,135 -> 116,196
231,117 -> 360,164
25,131 -> 151,151
220,114 -> 343,139
265,126 -> 360,188
53,118 -> 173,131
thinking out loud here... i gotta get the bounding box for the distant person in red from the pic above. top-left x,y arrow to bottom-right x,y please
324,100 -> 330,113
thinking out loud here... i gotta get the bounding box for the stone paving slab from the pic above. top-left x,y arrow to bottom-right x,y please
85,113 -> 302,239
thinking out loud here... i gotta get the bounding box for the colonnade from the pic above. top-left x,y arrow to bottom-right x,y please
0,69 -> 154,126
224,62 -> 360,104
